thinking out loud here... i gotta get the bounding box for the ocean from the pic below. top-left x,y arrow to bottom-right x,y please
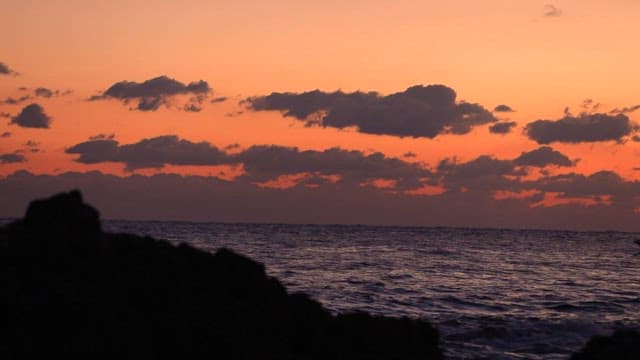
51,220 -> 640,359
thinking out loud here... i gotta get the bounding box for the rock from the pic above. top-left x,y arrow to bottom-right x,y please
24,190 -> 101,235
571,330 -> 640,360
0,191 -> 443,360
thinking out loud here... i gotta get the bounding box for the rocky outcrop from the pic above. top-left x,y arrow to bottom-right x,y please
0,191 -> 442,359
571,330 -> 640,360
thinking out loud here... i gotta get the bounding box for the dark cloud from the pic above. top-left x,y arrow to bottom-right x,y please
60,132 -> 636,230
137,96 -> 164,111
609,104 -> 640,115
0,153 -> 26,164
1,95 -> 31,105
436,146 -> 575,191
1,112 -> 10,118
11,87 -> 72,98
183,104 -> 202,112
0,62 -> 11,74
34,87 -> 54,98
489,121 -> 517,134
429,155 -> 640,229
225,110 -> 244,117
1,131 -> 11,138
90,75 -> 211,111
524,113 -> 636,144
3,169 -> 638,231
102,76 -> 210,98
224,143 -> 241,150
437,155 -> 520,187
0,170 -> 441,225
89,133 -> 115,141
435,149 -> 624,202
66,135 -> 228,171
494,105 -> 514,112
632,135 -> 640,142
543,4 -> 562,17
23,140 -> 42,153
211,96 -> 228,103
527,171 -> 639,201
235,145 -> 430,189
245,85 -> 497,138
580,99 -> 600,114
514,146 -> 574,167
66,135 -> 431,190
66,134 -> 582,195
9,103 -> 52,128
0,62 -> 18,75
403,152 -> 417,158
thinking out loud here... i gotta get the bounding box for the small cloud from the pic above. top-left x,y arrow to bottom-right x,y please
610,104 -> 640,115
224,143 -> 241,150
494,104 -> 514,113
225,110 -> 244,117
0,112 -> 10,118
0,62 -> 19,76
1,95 -> 31,105
18,87 -> 72,98
543,4 -> 562,17
632,135 -> 640,142
1,131 -> 11,138
183,104 -> 202,112
9,103 -> 52,129
24,140 -> 40,147
66,135 -> 229,171
0,152 -> 26,164
580,99 -> 600,114
489,121 -> 517,134
34,87 -> 57,98
89,133 -> 115,141
90,75 -> 211,112
403,152 -> 417,158
524,112 -> 636,144
211,96 -> 228,103
514,146 -> 575,167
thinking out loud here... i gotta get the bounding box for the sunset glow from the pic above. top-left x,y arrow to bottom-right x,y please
2,0 -> 640,230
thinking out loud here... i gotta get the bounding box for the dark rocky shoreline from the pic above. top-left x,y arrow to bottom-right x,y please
0,191 -> 637,359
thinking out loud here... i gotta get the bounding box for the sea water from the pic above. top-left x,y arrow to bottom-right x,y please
97,222 -> 639,359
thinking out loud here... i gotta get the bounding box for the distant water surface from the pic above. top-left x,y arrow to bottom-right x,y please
17,218 -> 640,360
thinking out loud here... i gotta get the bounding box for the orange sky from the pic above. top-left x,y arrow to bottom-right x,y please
1,1 -> 640,229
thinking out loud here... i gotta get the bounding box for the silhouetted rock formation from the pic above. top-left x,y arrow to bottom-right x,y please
0,191 -> 442,360
570,330 -> 640,360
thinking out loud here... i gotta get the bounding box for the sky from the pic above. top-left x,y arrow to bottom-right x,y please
1,0 -> 640,231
